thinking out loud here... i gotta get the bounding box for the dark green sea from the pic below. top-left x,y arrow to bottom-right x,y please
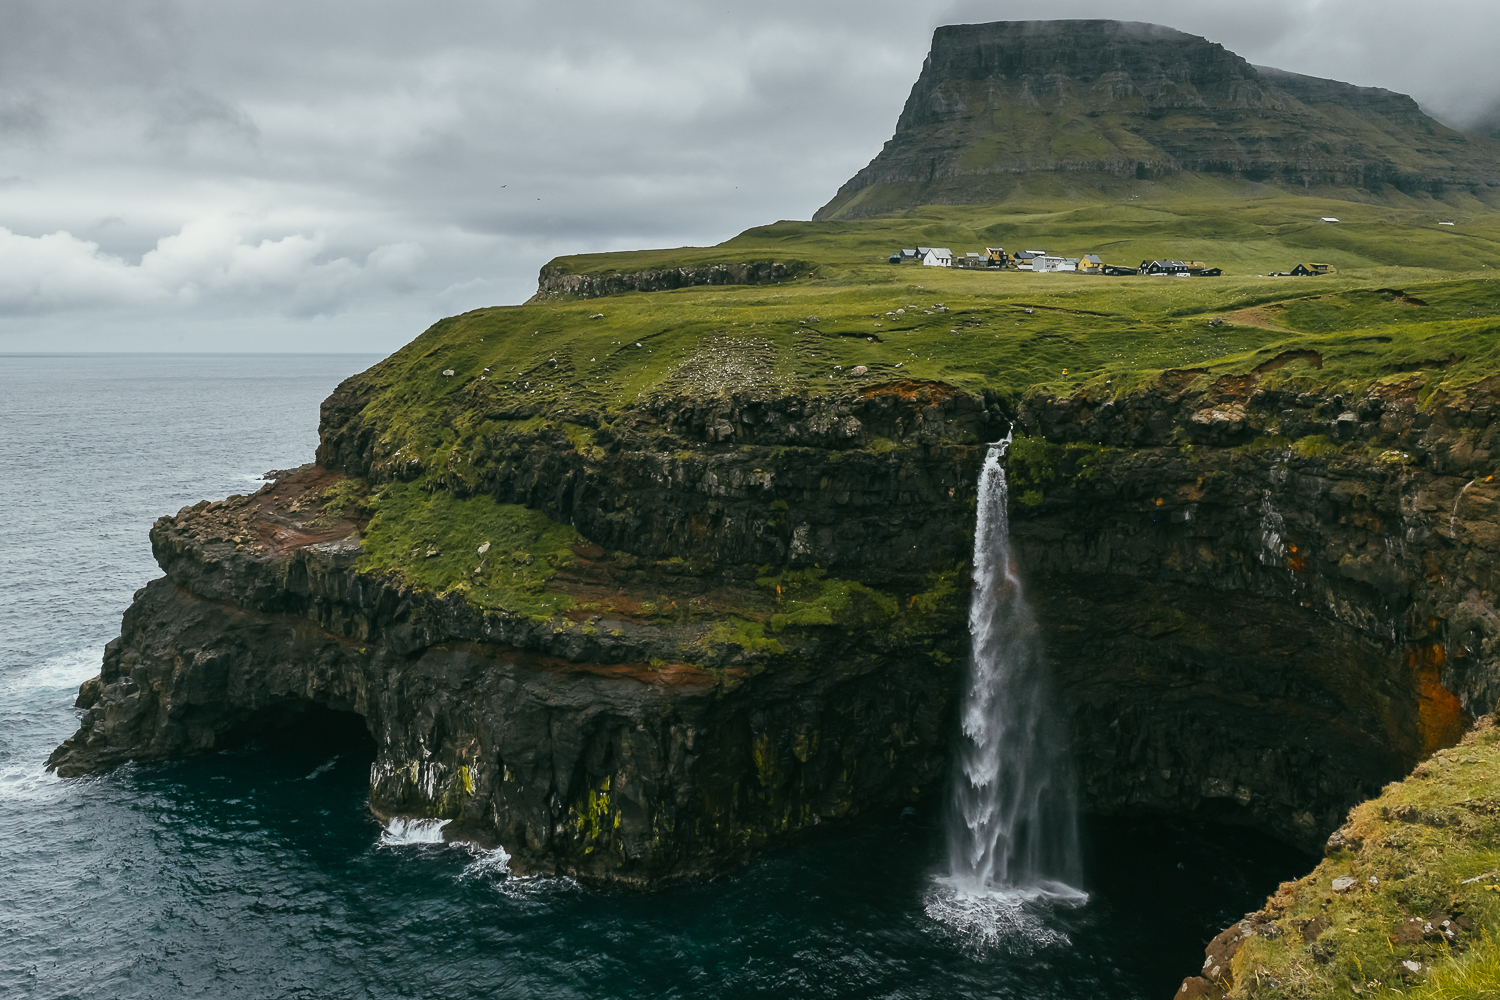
0,353 -> 1309,999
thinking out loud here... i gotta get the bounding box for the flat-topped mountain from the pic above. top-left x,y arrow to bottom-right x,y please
816,19 -> 1500,219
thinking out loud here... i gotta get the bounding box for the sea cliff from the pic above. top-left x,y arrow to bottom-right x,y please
50,358 -> 1500,883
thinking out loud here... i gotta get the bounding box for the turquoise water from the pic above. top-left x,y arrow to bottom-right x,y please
0,354 -> 1309,999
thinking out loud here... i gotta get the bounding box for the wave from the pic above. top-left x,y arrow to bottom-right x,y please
378,816 -> 516,884
304,755 -> 340,780
378,816 -> 451,846
459,843 -> 514,882
0,647 -> 98,700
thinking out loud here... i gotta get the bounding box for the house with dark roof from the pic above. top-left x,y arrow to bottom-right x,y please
1139,259 -> 1222,277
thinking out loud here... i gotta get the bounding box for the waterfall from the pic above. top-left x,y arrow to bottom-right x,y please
925,438 -> 1087,949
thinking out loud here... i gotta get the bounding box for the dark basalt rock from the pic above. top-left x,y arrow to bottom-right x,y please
816,20 -> 1500,219
48,370 -> 1500,882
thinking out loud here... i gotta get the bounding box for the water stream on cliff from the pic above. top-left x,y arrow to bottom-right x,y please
0,355 -> 1311,999
925,439 -> 1087,951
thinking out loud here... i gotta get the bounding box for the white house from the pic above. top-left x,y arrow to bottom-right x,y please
1012,249 -> 1045,271
1320,217 -> 1340,223
1033,255 -> 1072,273
922,247 -> 953,267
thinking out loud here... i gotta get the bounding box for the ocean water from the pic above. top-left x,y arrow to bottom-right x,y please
0,353 -> 1310,1000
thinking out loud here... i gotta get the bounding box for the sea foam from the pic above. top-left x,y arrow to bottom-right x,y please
379,816 -> 450,846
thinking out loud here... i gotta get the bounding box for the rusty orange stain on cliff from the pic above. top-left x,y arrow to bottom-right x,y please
1407,644 -> 1467,756
1211,374 -> 1259,397
449,641 -> 723,689
192,465 -> 365,557
859,380 -> 957,404
1285,543 -> 1305,574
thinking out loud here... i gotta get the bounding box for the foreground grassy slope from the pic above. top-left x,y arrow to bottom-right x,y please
1214,716 -> 1500,999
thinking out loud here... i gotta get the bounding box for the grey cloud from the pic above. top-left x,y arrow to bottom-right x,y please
145,87 -> 259,147
1,0 -> 1497,351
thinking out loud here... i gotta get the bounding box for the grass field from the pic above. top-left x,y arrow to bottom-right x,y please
330,183 -> 1500,509
354,268 -> 1500,462
547,182 -> 1500,279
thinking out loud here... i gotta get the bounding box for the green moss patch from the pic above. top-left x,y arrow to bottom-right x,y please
756,567 -> 900,632
1005,435 -> 1111,506
696,617 -> 785,660
313,476 -> 369,528
358,478 -> 582,617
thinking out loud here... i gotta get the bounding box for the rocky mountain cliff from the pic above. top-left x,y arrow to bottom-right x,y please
816,20 -> 1500,220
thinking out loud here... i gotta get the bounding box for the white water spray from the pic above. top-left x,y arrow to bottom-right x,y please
379,816 -> 450,846
926,438 -> 1087,949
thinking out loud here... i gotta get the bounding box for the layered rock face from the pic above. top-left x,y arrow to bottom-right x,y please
49,367 -> 1500,877
49,387 -> 996,883
528,260 -> 806,302
1006,376 -> 1500,847
816,20 -> 1500,219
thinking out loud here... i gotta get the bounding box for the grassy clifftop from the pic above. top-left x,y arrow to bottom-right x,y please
320,189 -> 1500,632
347,269 -> 1500,468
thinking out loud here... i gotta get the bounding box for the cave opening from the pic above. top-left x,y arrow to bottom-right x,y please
219,699 -> 376,765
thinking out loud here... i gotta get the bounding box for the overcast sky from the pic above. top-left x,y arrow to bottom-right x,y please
3,0 -> 1496,353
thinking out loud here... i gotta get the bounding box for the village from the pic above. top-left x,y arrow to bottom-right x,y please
889,246 -> 1339,278
889,245 -> 1223,276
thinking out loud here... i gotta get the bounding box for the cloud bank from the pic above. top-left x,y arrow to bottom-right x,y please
2,0 -> 1496,351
